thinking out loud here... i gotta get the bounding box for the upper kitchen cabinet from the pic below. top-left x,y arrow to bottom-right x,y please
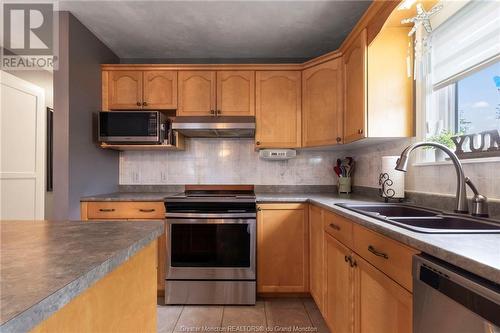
216,71 -> 255,116
178,71 -> 216,116
255,71 -> 302,148
343,29 -> 367,144
341,8 -> 414,144
302,58 -> 343,147
107,71 -> 143,110
103,70 -> 177,110
143,71 -> 178,110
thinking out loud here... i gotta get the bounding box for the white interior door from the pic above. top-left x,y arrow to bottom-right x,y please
0,71 -> 45,220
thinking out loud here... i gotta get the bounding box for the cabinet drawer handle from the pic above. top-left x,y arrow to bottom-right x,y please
368,245 -> 389,259
99,208 -> 115,212
329,223 -> 341,231
139,209 -> 155,213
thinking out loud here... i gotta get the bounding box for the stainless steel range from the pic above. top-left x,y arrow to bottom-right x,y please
164,186 -> 256,305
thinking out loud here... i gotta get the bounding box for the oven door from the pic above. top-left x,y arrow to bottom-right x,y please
166,217 -> 256,280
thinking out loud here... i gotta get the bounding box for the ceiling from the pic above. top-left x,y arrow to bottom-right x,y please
59,1 -> 372,62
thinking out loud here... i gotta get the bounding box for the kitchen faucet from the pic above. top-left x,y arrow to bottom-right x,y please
395,142 -> 489,217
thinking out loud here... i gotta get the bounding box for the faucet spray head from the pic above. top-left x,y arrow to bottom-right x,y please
395,154 -> 409,172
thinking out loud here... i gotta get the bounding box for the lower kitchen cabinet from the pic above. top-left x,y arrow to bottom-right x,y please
354,253 -> 413,333
257,203 -> 309,293
80,201 -> 167,296
325,233 -> 355,333
309,205 -> 325,312
320,207 -> 416,333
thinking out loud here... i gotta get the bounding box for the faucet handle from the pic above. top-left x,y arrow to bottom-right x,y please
465,177 -> 489,218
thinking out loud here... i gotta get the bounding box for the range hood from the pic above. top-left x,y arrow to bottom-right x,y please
171,116 -> 255,138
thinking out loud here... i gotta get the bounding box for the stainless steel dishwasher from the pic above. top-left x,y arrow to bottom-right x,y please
413,255 -> 500,333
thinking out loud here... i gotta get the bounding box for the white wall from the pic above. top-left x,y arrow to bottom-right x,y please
120,139 -> 336,185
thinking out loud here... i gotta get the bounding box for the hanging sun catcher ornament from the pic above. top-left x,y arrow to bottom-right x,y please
401,2 -> 443,79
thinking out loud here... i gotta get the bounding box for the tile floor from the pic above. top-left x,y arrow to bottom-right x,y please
157,298 -> 330,333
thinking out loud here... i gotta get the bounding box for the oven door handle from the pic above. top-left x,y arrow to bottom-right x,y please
166,217 -> 256,225
165,212 -> 256,219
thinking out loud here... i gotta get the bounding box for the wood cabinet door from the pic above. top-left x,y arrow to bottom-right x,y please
108,71 -> 143,110
216,71 -> 255,116
255,71 -> 302,148
178,71 -> 216,116
354,254 -> 412,333
143,71 -> 177,110
302,58 -> 343,147
325,234 -> 355,333
257,203 -> 309,293
309,205 -> 325,313
343,29 -> 367,143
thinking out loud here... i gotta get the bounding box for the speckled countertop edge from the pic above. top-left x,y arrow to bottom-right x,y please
80,192 -> 179,202
0,221 -> 164,333
256,193 -> 500,285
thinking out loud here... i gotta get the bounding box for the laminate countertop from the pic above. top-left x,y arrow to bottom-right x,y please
0,220 -> 164,333
80,191 -> 500,284
257,193 -> 500,285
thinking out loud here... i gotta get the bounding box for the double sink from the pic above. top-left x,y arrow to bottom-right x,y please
336,203 -> 500,234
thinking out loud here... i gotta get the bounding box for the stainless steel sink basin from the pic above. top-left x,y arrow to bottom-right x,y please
339,204 -> 439,218
336,203 -> 500,234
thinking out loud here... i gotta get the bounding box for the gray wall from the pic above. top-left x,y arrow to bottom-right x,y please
53,12 -> 119,220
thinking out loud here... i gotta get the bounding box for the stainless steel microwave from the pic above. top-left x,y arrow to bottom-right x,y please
98,111 -> 167,144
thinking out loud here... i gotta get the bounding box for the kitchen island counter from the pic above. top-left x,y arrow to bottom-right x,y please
0,220 -> 164,333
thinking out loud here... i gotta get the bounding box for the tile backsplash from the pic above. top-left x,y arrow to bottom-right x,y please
345,138 -> 500,200
120,139 -> 337,185
120,137 -> 500,200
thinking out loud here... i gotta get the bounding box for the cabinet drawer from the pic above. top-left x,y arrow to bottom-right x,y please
352,224 -> 418,291
86,202 -> 165,219
323,209 -> 353,248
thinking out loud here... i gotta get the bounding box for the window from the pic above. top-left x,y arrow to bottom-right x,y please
456,63 -> 500,135
421,0 -> 500,162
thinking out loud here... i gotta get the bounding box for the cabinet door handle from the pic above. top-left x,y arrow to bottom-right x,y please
358,129 -> 364,134
142,101 -> 148,106
210,110 -> 215,115
329,223 -> 341,231
344,255 -> 349,263
256,141 -> 261,146
368,245 -> 389,259
350,258 -> 357,267
136,102 -> 141,106
257,207 -> 262,211
139,209 -> 155,213
99,208 -> 115,212
336,137 -> 342,143
217,110 -> 221,116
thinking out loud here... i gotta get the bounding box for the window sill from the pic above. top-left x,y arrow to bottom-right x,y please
413,156 -> 500,167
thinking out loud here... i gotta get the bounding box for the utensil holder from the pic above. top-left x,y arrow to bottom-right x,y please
338,177 -> 352,194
